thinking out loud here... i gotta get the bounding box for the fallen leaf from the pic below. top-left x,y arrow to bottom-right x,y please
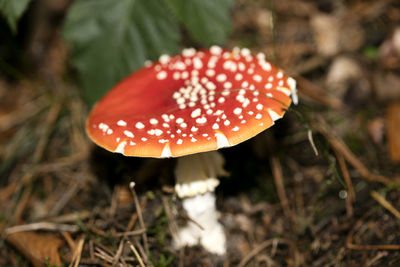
6,231 -> 63,267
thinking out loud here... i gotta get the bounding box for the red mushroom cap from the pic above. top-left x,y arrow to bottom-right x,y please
86,46 -> 297,158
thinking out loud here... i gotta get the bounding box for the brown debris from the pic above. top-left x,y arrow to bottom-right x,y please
374,72 -> 400,102
386,102 -> 400,163
313,115 -> 392,185
6,231 -> 63,267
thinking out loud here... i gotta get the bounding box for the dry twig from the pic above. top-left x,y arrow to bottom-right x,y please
270,156 -> 292,220
129,182 -> 149,260
69,237 -> 85,267
4,222 -> 79,235
112,240 -> 124,267
313,115 -> 392,185
161,195 -> 180,244
334,150 -> 355,217
347,220 -> 400,250
371,190 -> 400,220
238,239 -> 283,267
127,241 -> 146,267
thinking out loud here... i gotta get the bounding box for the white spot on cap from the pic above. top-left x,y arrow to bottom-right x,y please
215,132 -> 230,148
268,109 -> 281,121
277,71 -> 283,78
160,144 -> 172,158
241,48 -> 250,57
141,137 -> 148,142
210,46 -> 222,55
233,108 -> 242,115
115,141 -> 127,154
253,74 -> 262,82
107,129 -> 113,135
218,97 -> 225,103
182,48 -> 196,57
205,81 -> 216,90
161,114 -> 170,122
117,120 -> 127,126
157,71 -> 167,80
222,90 -> 230,96
173,72 -> 180,80
216,74 -> 227,82
255,113 -> 262,119
159,54 -> 170,64
155,129 -> 163,136
196,117 -> 207,124
193,57 -> 203,69
191,108 -> 201,118
181,71 -> 189,79
261,62 -> 271,71
287,77 -> 298,105
206,69 -> 215,77
232,126 -> 239,132
223,82 -> 232,89
191,137 -> 197,142
176,118 -> 184,124
256,104 -> 263,110
136,122 -> 145,129
277,87 -> 291,96
212,123 -> 219,130
150,118 -> 158,125
124,130 -> 134,138
265,83 -> 272,89
191,126 -> 198,132
99,123 -> 109,132
235,73 -> 243,81
177,139 -> 183,145
224,120 -> 230,126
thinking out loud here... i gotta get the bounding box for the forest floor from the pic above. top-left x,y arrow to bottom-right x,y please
1,0 -> 400,266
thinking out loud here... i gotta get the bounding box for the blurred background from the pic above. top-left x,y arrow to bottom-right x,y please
1,0 -> 400,266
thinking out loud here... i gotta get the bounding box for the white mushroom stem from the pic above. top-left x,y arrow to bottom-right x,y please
173,151 -> 228,255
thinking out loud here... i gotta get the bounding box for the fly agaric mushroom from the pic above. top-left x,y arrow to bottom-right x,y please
86,46 -> 297,255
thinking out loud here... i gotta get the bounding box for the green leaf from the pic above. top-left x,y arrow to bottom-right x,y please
63,0 -> 180,105
0,0 -> 32,34
164,0 -> 233,46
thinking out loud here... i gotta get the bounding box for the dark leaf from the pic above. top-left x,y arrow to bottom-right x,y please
0,0 -> 32,34
164,0 -> 233,45
63,0 -> 181,105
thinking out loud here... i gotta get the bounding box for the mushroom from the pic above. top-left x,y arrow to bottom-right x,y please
86,46 -> 297,255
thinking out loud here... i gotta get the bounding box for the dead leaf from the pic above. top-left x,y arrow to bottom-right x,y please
6,231 -> 63,267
